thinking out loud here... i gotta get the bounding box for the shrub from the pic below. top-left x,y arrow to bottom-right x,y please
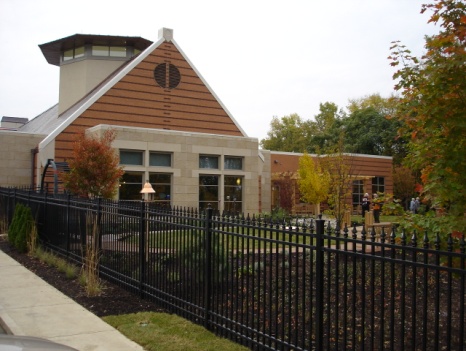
8,203 -> 35,253
15,206 -> 33,253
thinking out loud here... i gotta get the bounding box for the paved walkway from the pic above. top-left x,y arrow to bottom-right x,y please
0,249 -> 144,351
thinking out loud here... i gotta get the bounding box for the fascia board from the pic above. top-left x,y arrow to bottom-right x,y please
38,38 -> 166,152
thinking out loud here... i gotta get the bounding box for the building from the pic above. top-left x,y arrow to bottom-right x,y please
0,28 -> 392,215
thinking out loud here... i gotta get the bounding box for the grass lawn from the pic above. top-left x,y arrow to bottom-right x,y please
103,312 -> 250,351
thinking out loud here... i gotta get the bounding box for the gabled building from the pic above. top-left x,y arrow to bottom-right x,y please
0,28 -> 392,216
1,28 -> 270,213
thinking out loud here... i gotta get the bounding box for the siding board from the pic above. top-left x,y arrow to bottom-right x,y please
54,39 -> 243,160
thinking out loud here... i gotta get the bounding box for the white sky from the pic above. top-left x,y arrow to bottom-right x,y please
0,0 -> 438,141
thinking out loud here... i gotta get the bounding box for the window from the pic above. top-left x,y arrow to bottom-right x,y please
92,45 -> 109,56
63,46 -> 85,61
199,175 -> 219,210
224,176 -> 242,213
352,180 -> 364,205
149,152 -> 171,167
61,45 -> 140,64
224,157 -> 243,170
149,173 -> 171,204
109,46 -> 126,57
120,151 -> 143,165
74,46 -> 85,58
199,155 -> 219,169
372,177 -> 385,195
119,172 -> 143,200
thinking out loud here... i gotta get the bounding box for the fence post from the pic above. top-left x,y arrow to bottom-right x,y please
315,214 -> 325,350
43,191 -> 47,239
204,204 -> 213,330
139,200 -> 146,298
96,197 -> 102,251
66,194 -> 71,255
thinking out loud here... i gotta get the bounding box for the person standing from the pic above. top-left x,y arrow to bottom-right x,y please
409,198 -> 416,213
361,193 -> 370,221
373,193 -> 381,223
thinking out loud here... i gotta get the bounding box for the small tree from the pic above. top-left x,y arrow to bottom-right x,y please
298,153 -> 330,215
320,136 -> 355,228
271,174 -> 295,215
61,129 -> 124,199
60,128 -> 124,296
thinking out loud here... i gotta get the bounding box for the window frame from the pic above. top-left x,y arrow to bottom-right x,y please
119,150 -> 144,166
199,155 -> 219,169
149,152 -> 172,167
224,156 -> 243,170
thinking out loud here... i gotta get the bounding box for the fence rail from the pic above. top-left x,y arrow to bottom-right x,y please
0,187 -> 465,351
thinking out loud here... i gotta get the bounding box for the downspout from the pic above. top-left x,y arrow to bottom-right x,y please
30,147 -> 38,189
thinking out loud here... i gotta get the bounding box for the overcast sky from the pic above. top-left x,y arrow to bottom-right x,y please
0,0 -> 438,141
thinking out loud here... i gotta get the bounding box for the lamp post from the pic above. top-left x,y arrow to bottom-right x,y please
140,181 -> 155,262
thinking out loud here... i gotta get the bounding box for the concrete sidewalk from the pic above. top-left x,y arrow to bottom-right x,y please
0,249 -> 144,351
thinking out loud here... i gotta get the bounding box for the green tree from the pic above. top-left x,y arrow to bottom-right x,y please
61,129 -> 124,199
342,107 -> 404,157
344,95 -> 408,164
307,102 -> 343,153
260,114 -> 312,152
347,93 -> 398,116
389,0 -> 466,230
298,153 -> 330,215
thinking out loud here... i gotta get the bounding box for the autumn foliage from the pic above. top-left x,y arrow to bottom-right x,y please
298,153 -> 330,215
61,129 -> 124,199
389,0 -> 466,224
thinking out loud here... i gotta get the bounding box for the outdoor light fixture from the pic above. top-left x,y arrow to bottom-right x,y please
140,181 -> 155,201
140,181 -> 155,262
140,181 -> 155,195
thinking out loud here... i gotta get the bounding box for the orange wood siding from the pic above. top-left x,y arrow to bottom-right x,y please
54,41 -> 243,161
270,152 -> 394,206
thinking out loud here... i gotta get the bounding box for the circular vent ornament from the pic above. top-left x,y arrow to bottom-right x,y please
154,63 -> 181,89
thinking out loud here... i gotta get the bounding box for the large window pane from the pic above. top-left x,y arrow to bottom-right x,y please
149,173 -> 171,203
199,175 -> 219,210
119,172 -> 143,200
199,156 -> 218,169
224,176 -> 242,213
225,157 -> 243,170
120,150 -> 143,165
352,180 -> 363,205
372,177 -> 385,195
149,153 -> 171,167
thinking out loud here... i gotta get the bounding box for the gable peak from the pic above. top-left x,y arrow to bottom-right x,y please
158,28 -> 174,42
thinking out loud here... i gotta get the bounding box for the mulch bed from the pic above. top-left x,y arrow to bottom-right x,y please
0,237 -> 167,317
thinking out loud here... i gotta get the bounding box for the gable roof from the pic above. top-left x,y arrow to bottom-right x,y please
37,28 -> 248,153
39,34 -> 152,66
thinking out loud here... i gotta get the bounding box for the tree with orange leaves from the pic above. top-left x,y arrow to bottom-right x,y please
389,0 -> 466,232
61,129 -> 124,199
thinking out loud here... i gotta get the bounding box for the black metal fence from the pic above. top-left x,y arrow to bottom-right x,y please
1,187 -> 465,351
